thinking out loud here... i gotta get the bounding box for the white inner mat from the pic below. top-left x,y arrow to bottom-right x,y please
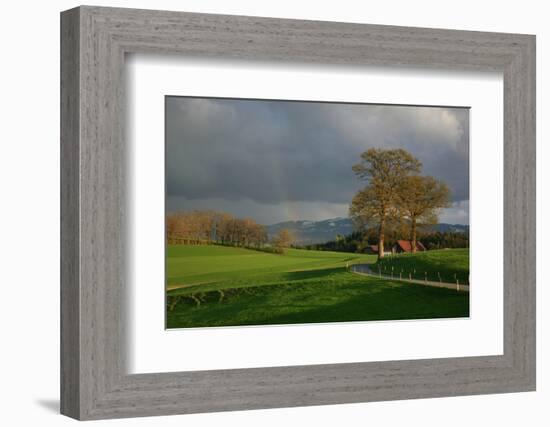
126,55 -> 503,374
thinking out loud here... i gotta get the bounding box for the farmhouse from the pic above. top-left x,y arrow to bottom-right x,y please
392,240 -> 426,254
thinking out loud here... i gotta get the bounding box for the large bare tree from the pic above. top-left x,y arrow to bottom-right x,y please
350,148 -> 421,259
397,175 -> 450,252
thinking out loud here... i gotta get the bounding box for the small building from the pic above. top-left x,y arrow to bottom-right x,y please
365,245 -> 392,256
392,240 -> 426,254
364,244 -> 378,254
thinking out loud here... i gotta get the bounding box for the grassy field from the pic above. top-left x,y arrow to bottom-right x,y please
166,245 -> 469,328
167,245 -> 374,292
374,248 -> 469,284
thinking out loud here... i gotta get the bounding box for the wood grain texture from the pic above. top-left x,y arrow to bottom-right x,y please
60,5 -> 536,420
60,7 -> 80,419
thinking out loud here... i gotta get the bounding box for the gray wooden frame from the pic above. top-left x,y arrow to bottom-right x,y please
60,5 -> 536,420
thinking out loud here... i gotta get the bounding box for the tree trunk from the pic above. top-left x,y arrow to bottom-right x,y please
378,216 -> 385,259
411,218 -> 417,253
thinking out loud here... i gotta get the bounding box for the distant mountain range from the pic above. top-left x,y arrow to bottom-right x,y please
265,217 -> 469,245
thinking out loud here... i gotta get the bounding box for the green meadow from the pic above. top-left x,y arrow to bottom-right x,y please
166,245 -> 469,328
375,248 -> 469,284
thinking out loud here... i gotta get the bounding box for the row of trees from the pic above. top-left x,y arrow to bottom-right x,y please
420,231 -> 469,250
349,148 -> 451,259
303,229 -> 468,253
166,210 -> 268,248
166,210 -> 295,252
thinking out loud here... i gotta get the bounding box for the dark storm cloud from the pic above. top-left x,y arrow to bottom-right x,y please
166,97 -> 469,223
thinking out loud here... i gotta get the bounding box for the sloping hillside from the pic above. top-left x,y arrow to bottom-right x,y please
375,248 -> 469,284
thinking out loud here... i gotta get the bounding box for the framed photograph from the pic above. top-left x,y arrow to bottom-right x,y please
60,6 -> 535,420
164,96 -> 471,330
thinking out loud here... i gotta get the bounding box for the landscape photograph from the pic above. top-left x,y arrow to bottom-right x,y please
165,96 -> 470,329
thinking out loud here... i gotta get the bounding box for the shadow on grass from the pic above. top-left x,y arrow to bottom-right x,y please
167,275 -> 469,329
264,284 -> 469,326
277,267 -> 345,281
168,266 -> 347,297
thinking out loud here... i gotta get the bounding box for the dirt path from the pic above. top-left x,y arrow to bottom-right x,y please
350,264 -> 469,292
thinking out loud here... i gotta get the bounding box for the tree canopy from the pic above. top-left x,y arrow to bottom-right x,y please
350,148 -> 422,259
397,175 -> 450,252
349,148 -> 452,258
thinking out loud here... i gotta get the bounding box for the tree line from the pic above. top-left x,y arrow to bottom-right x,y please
167,210 -> 295,253
167,210 -> 268,247
349,148 -> 451,259
303,229 -> 468,253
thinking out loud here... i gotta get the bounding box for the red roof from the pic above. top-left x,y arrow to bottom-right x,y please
395,240 -> 426,252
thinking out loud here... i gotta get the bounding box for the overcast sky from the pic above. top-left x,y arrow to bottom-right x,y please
166,96 -> 469,225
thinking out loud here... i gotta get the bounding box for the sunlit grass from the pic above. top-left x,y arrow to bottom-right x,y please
375,248 -> 469,284
166,245 -> 469,328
